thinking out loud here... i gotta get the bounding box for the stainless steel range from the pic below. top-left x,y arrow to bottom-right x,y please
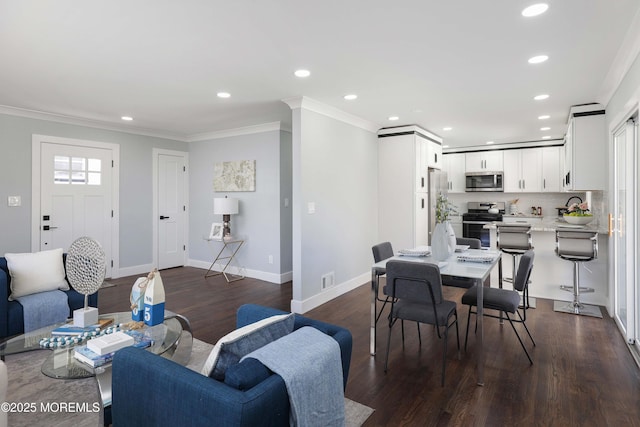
462,202 -> 505,247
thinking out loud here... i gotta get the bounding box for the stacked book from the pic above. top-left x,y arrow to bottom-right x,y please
73,330 -> 153,367
51,318 -> 114,336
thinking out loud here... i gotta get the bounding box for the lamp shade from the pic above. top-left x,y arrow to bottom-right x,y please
213,197 -> 239,215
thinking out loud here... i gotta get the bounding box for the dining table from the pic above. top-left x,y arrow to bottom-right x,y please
371,248 -> 502,386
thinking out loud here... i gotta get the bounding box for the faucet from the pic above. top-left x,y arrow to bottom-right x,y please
565,196 -> 583,207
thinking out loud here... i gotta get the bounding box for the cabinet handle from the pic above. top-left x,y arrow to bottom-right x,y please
543,178 -> 546,189
608,213 -> 613,236
421,198 -> 425,209
421,177 -> 425,188
522,180 -> 525,189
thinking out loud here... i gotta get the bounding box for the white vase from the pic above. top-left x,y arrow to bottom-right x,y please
446,221 -> 457,254
432,222 -> 453,262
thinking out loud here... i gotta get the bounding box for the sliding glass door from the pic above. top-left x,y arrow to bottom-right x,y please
613,116 -> 639,354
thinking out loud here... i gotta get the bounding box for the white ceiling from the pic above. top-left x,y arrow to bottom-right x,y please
1,1 -> 640,148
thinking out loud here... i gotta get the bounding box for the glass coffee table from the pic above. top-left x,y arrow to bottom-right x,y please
0,310 -> 192,408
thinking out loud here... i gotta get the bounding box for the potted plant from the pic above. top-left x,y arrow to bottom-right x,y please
563,201 -> 593,225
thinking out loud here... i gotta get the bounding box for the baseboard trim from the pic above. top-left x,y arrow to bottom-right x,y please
188,258 -> 292,284
114,264 -> 155,279
290,272 -> 369,314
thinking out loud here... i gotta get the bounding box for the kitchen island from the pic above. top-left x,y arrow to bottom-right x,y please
484,217 -> 608,311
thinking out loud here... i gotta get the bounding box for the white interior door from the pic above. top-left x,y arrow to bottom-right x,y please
157,152 -> 187,269
40,142 -> 113,276
613,117 -> 638,351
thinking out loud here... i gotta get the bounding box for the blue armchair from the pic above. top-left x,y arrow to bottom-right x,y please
0,254 -> 98,339
111,304 -> 353,427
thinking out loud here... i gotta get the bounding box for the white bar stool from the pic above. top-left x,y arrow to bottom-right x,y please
553,228 -> 602,318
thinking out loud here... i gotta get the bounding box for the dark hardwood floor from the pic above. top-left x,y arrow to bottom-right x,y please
99,267 -> 640,426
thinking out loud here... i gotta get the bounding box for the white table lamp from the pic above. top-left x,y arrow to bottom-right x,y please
214,197 -> 239,238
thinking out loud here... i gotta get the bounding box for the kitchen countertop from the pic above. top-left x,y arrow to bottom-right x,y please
485,216 -> 606,234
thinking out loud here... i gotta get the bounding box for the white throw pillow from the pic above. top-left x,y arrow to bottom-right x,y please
201,313 -> 295,380
5,248 -> 69,300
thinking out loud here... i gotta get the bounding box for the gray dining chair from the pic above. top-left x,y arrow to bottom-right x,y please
372,242 -> 420,342
462,249 -> 535,364
372,242 -> 394,323
383,260 -> 460,386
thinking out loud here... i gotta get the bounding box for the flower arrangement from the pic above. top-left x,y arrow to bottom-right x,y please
565,202 -> 592,216
435,193 -> 458,223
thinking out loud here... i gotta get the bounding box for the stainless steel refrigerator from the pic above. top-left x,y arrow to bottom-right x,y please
428,169 -> 449,245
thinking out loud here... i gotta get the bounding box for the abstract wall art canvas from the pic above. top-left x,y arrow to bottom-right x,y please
213,160 -> 256,192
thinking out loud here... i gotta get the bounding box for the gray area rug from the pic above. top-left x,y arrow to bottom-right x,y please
5,338 -> 373,426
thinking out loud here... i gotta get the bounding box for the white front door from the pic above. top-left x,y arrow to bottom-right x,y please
156,151 -> 187,269
39,141 -> 114,277
613,116 -> 638,353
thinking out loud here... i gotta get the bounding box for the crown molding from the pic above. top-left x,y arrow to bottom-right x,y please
282,96 -> 379,133
186,121 -> 287,142
0,104 -> 188,141
598,7 -> 640,106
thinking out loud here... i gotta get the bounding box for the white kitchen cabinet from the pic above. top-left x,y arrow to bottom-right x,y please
377,126 -> 443,250
563,104 -> 606,191
541,146 -> 562,192
503,148 -> 542,192
442,153 -> 465,193
426,138 -> 442,169
465,150 -> 503,173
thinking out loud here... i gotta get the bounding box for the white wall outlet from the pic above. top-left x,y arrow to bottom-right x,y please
284,198 -> 289,208
268,255 -> 273,264
308,202 -> 316,214
8,196 -> 21,207
321,272 -> 335,290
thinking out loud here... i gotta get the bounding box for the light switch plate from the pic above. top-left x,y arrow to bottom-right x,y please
8,196 -> 21,207
308,202 -> 316,214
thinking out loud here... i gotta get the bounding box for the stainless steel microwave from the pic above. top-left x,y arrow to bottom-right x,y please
465,171 -> 504,192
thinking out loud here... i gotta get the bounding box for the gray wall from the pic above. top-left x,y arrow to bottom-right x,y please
294,108 -> 378,302
188,129 -> 292,280
0,113 -> 186,268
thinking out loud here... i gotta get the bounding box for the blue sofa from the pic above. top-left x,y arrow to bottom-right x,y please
111,304 -> 353,427
0,254 -> 98,339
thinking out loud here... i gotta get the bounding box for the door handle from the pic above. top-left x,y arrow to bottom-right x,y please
160,216 -> 170,220
42,226 -> 58,230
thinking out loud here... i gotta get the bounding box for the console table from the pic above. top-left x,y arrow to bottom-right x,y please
204,237 -> 245,282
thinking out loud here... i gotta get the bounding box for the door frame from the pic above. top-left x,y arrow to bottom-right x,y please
608,101 -> 640,366
31,134 -> 120,277
152,148 -> 189,269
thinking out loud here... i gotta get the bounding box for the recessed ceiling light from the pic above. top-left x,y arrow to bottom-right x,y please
540,127 -> 551,131
388,116 -> 399,121
443,127 -> 453,131
121,116 -> 133,121
344,94 -> 358,101
542,136 -> 551,140
522,3 -> 549,17
443,145 -> 450,148
217,92 -> 231,98
528,55 -> 549,64
486,141 -> 494,145
294,69 -> 311,78
538,115 -> 550,120
534,94 -> 549,101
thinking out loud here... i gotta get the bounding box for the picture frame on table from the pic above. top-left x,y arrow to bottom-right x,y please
209,223 -> 224,240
